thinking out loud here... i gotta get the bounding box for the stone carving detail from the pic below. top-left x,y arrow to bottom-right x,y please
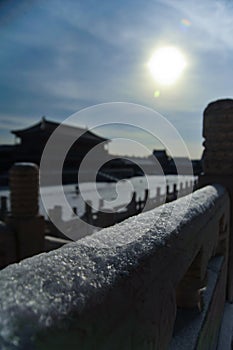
176,250 -> 207,311
215,214 -> 228,256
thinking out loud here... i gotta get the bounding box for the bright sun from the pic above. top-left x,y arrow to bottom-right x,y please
148,46 -> 186,86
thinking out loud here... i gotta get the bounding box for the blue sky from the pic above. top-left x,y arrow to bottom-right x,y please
0,0 -> 233,158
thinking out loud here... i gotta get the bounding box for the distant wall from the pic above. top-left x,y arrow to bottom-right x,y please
0,185 -> 230,350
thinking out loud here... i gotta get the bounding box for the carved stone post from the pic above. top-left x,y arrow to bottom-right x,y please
7,163 -> 45,260
199,99 -> 233,301
0,196 -> 8,221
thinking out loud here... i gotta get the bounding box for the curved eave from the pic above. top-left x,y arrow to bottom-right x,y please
11,119 -> 110,143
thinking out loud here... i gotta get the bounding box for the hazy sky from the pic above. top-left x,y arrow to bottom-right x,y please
0,0 -> 232,158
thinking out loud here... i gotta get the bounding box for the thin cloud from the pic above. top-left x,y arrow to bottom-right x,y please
161,0 -> 233,51
0,115 -> 40,130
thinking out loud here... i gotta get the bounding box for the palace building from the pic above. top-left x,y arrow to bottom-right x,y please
0,117 -> 109,184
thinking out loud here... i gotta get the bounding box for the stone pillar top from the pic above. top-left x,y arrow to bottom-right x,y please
203,98 -> 233,175
10,162 -> 38,173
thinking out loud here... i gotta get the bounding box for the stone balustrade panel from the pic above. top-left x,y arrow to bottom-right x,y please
0,185 -> 230,349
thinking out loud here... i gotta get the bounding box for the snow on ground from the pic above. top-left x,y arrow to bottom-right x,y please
0,175 -> 195,221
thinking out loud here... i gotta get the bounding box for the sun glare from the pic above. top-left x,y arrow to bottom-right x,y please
148,46 -> 186,86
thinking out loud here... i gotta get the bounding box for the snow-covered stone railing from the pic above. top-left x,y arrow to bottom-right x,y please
0,184 -> 230,349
